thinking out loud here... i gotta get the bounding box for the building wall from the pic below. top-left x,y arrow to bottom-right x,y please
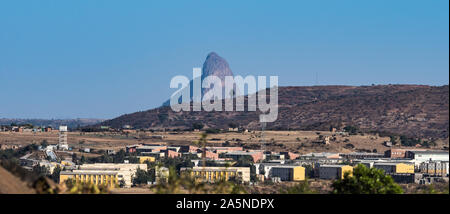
319,165 -> 352,180
340,166 -> 353,179
73,163 -> 146,187
59,173 -> 118,188
395,163 -> 414,174
271,166 -> 305,181
184,167 -> 250,183
139,156 -> 156,164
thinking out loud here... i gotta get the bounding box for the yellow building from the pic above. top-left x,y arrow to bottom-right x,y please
373,163 -> 414,174
60,171 -> 118,188
61,160 -> 73,166
395,163 -> 414,174
181,167 -> 250,183
59,163 -> 147,188
138,156 -> 156,164
341,165 -> 353,178
319,165 -> 353,180
271,166 -> 305,181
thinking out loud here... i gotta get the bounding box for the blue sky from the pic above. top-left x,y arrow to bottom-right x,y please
0,0 -> 448,119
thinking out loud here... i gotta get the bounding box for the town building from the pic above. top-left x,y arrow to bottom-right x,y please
340,152 -> 384,160
206,146 -> 243,154
373,163 -> 414,174
223,151 -> 264,163
179,145 -> 199,153
58,126 -> 69,150
418,161 -> 449,177
59,163 -> 147,188
270,166 -> 305,181
319,165 -> 353,180
407,151 -> 449,165
138,156 -> 156,164
279,152 -> 300,160
384,148 -> 426,158
180,167 -> 250,183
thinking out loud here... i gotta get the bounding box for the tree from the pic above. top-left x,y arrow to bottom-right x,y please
50,165 -> 62,183
132,168 -> 151,185
80,155 -> 87,164
280,179 -> 316,194
192,123 -> 204,130
41,140 -> 49,148
194,133 -> 208,167
331,164 -> 403,194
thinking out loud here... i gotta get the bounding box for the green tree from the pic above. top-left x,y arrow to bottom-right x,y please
280,179 -> 316,194
194,133 -> 208,167
331,164 -> 403,194
132,168 -> 151,185
50,165 -> 62,183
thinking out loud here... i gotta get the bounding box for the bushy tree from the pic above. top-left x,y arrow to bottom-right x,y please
280,179 -> 316,194
132,168 -> 151,185
331,164 -> 403,194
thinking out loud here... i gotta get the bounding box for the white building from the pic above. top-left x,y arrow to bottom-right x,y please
407,151 -> 449,165
66,163 -> 147,188
58,126 -> 69,150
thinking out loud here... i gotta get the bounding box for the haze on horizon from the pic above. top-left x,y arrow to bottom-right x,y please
0,0 -> 448,120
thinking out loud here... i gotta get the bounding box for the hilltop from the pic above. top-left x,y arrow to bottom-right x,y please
100,84 -> 449,139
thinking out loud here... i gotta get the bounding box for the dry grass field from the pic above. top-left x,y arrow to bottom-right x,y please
3,130 -> 446,154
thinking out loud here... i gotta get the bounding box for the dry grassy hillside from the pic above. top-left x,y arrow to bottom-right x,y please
101,85 -> 449,139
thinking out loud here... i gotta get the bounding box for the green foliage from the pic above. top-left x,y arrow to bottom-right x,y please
400,135 -> 421,147
50,165 -> 61,183
280,180 -> 316,194
132,168 -> 152,185
64,179 -> 110,194
153,167 -> 247,194
41,140 -> 49,148
205,128 -> 220,134
331,164 -> 403,194
417,183 -> 449,194
343,125 -> 359,135
228,123 -> 238,128
192,122 -> 204,130
33,164 -> 50,177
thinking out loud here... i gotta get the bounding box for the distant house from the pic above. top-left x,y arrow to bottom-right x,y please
224,151 -> 264,163
407,150 -> 449,165
271,166 -> 305,181
280,152 -> 300,160
319,165 -> 353,180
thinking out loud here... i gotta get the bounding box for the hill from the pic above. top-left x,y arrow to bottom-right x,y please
100,85 -> 449,139
0,118 -> 105,129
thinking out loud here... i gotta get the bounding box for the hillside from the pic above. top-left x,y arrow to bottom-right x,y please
0,166 -> 35,194
0,118 -> 105,128
101,85 -> 449,139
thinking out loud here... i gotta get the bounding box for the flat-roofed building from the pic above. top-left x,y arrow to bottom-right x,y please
179,145 -> 199,153
60,171 -> 118,188
419,161 -> 448,176
384,148 -> 426,158
206,146 -> 243,153
340,152 -> 384,160
280,152 -> 300,160
301,152 -> 340,159
138,156 -> 156,164
59,163 -> 147,188
407,151 -> 449,165
319,165 -> 353,180
373,163 -> 414,174
224,151 -> 264,163
271,166 -> 305,181
181,167 -> 250,183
